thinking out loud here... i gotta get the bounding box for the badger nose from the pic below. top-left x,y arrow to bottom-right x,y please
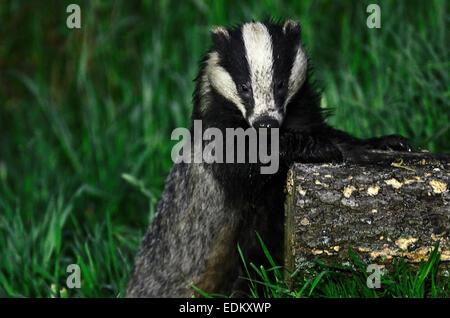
253,117 -> 279,129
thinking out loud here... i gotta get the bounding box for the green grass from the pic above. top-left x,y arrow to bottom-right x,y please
0,0 -> 448,297
224,234 -> 449,298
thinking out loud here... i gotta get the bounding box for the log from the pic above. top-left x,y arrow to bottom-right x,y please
284,150 -> 450,278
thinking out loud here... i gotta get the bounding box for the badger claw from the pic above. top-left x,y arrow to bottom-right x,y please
369,134 -> 413,152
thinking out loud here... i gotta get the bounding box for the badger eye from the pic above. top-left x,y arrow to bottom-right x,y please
239,83 -> 249,93
276,81 -> 284,90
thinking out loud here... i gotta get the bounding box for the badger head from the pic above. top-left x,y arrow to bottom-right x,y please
194,20 -> 309,130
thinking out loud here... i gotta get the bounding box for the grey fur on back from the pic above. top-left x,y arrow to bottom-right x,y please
126,162 -> 246,297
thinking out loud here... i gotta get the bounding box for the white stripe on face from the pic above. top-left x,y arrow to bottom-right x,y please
285,45 -> 307,109
242,23 -> 277,124
204,51 -> 247,118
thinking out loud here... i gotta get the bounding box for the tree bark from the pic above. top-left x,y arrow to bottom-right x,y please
284,150 -> 450,278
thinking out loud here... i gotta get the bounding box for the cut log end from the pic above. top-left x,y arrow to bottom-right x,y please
284,150 -> 450,279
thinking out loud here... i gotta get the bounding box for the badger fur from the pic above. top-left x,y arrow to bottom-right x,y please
126,20 -> 411,297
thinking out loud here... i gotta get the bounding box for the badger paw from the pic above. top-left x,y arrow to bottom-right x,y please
367,134 -> 413,152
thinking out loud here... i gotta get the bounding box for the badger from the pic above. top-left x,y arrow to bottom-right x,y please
126,19 -> 411,297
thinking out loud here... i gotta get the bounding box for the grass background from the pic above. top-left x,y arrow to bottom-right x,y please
0,0 -> 448,297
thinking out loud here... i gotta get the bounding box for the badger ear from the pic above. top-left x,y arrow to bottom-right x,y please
211,26 -> 230,48
282,19 -> 301,37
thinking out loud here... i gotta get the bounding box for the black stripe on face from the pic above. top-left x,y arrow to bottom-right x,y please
265,22 -> 300,111
212,27 -> 255,117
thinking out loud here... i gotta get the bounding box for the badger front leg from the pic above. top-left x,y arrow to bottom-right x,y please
325,126 -> 412,151
361,134 -> 412,152
320,126 -> 413,163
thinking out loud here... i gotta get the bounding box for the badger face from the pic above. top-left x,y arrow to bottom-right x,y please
201,20 -> 308,129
